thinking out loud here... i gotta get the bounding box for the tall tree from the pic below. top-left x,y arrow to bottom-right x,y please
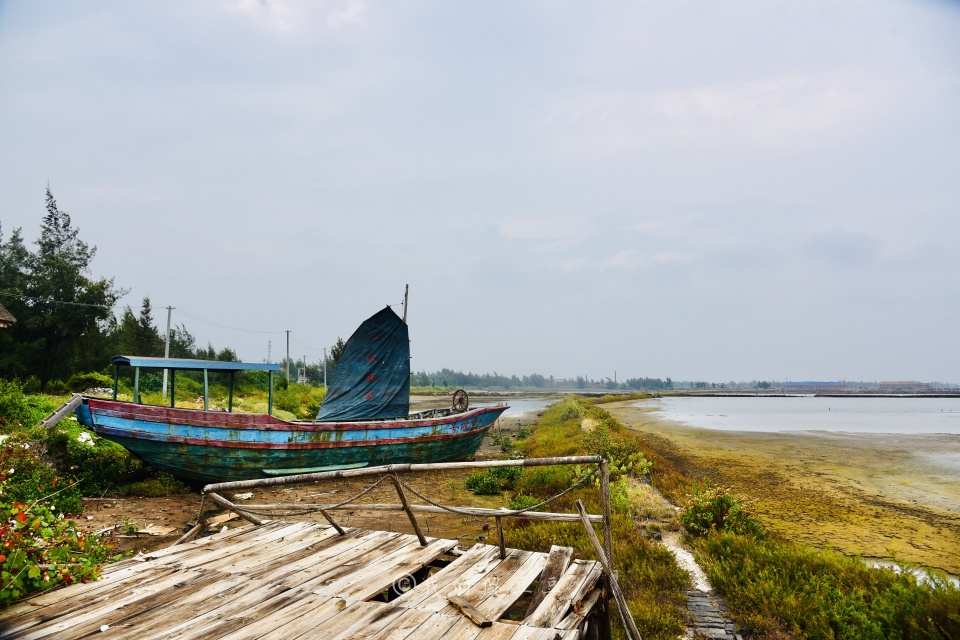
0,225 -> 32,378
115,297 -> 164,357
5,188 -> 124,387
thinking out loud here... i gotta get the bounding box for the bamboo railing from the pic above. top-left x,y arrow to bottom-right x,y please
199,456 -> 612,562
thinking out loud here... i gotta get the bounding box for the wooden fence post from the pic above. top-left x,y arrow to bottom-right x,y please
575,499 -> 642,640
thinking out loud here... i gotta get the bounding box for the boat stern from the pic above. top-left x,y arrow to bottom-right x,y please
75,398 -> 94,428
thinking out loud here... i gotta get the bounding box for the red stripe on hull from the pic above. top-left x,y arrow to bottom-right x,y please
87,399 -> 499,432
96,423 -> 494,450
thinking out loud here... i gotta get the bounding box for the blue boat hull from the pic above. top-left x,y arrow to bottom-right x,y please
77,399 -> 507,482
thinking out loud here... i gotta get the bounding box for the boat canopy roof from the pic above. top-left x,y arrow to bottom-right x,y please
111,356 -> 281,372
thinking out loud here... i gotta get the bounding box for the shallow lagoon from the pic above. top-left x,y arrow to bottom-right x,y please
639,395 -> 960,434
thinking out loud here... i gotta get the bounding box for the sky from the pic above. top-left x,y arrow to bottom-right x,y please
1,1 -> 959,383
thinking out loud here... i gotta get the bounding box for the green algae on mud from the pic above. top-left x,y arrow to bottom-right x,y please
603,400 -> 960,575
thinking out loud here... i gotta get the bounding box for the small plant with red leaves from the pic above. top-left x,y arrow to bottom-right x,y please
0,444 -> 121,603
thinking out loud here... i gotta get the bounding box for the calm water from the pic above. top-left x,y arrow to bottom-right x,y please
476,397 -> 557,418
637,396 -> 960,434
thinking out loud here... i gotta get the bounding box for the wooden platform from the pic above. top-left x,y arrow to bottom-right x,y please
0,521 -> 605,640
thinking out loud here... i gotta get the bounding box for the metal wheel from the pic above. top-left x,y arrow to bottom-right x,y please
452,389 -> 469,412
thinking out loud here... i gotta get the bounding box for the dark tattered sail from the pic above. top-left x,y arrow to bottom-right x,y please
317,306 -> 410,421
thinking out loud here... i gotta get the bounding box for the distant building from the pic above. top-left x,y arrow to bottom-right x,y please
0,303 -> 15,329
782,381 -> 847,394
879,381 -> 932,393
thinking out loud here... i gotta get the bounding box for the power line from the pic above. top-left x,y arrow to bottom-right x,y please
175,308 -> 286,335
0,290 -> 116,310
291,332 -> 324,352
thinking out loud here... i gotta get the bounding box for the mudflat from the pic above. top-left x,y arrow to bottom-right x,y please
604,400 -> 960,575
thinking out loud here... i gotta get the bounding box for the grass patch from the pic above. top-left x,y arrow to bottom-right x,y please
693,531 -> 960,639
120,472 -> 191,498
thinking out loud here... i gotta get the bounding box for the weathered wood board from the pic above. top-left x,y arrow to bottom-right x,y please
0,522 -> 602,640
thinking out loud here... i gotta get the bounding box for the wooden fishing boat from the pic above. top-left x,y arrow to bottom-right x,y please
75,306 -> 508,482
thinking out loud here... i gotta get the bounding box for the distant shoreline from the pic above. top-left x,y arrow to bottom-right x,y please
666,392 -> 960,398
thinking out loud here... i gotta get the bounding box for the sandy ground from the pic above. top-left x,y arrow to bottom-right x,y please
603,400 -> 960,575
78,396 -> 540,556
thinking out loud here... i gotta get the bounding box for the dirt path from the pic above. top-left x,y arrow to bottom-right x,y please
605,400 -> 960,575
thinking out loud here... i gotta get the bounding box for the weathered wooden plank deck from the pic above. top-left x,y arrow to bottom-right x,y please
0,522 -> 605,640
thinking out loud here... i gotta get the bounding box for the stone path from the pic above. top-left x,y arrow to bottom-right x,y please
659,532 -> 741,639
685,589 -> 740,640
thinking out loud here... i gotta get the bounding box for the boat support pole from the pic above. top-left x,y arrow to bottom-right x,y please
228,371 -> 235,413
203,368 -> 209,411
112,363 -> 119,401
134,367 -> 140,404
170,370 -> 176,408
268,370 -> 274,416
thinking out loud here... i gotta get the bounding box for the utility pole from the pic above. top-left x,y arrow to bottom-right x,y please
161,306 -> 174,397
267,340 -> 272,363
285,330 -> 291,384
323,347 -> 327,388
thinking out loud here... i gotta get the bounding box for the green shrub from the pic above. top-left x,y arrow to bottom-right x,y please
121,472 -> 190,498
490,432 -> 515,454
465,466 -> 523,496
305,386 -> 326,418
515,466 -> 574,499
0,380 -> 54,433
558,403 -> 584,422
270,383 -> 328,419
66,372 -> 112,393
695,531 -> 960,639
173,376 -> 202,399
238,370 -> 270,393
487,465 -> 522,488
464,472 -> 501,495
0,440 -> 83,514
44,380 -> 69,395
680,482 -> 761,537
508,493 -> 541,511
610,479 -> 631,514
43,420 -> 148,495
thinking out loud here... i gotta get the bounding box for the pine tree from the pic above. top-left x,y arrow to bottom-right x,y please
4,187 -> 124,387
